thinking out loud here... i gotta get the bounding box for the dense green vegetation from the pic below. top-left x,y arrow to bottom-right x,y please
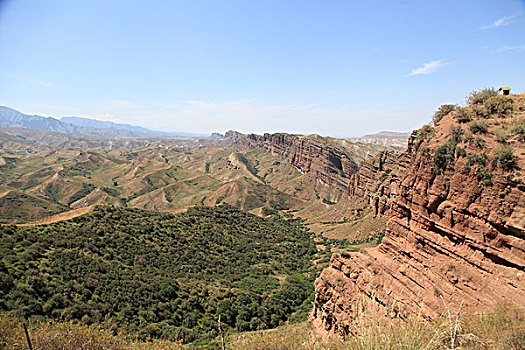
0,205 -> 317,346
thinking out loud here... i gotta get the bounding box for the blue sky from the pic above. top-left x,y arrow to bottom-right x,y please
0,0 -> 524,137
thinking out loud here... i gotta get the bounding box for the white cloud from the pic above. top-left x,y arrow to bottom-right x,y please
493,45 -> 525,53
480,14 -> 520,30
6,72 -> 54,88
407,60 -> 449,76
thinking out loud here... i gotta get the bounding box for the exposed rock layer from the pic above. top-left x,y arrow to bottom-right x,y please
226,131 -> 391,197
348,150 -> 410,216
311,94 -> 525,337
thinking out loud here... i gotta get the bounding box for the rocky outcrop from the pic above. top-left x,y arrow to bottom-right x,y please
253,133 -> 359,189
348,150 -> 409,216
311,94 -> 525,337
226,131 -> 366,193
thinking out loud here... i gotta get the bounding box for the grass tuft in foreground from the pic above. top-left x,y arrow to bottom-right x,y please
0,314 -> 182,350
228,305 -> 525,350
1,306 -> 524,349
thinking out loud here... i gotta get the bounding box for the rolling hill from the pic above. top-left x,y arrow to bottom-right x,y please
0,131 -> 396,240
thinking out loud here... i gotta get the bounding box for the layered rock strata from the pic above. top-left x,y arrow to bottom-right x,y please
226,131 -> 360,192
348,150 -> 410,216
311,94 -> 525,337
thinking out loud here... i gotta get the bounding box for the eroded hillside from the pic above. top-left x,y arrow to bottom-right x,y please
310,91 -> 525,337
0,131 -> 397,242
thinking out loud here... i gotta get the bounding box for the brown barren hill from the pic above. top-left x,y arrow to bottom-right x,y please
310,91 -> 525,337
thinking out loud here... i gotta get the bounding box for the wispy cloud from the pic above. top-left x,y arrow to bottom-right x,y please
493,44 -> 525,53
135,99 -> 402,137
480,14 -> 520,30
6,72 -> 54,88
407,60 -> 449,76
108,99 -> 140,109
9,99 -> 419,137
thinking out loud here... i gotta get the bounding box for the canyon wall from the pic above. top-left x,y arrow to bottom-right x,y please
310,94 -> 525,337
249,133 -> 358,190
225,131 -> 390,196
348,149 -> 410,217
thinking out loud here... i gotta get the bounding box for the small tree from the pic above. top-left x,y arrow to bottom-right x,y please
433,104 -> 457,126
466,88 -> 497,105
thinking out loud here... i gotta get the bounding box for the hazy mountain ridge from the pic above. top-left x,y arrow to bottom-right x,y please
0,127 -> 228,154
0,106 -> 192,138
60,116 -> 168,136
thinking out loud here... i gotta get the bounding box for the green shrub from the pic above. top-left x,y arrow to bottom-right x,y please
432,104 -> 457,126
495,129 -> 507,143
449,125 -> 464,143
466,88 -> 497,105
494,145 -> 518,171
469,120 -> 488,134
511,118 -> 525,142
467,135 -> 486,149
467,153 -> 487,167
466,154 -> 492,185
433,143 -> 456,174
484,95 -> 514,116
455,107 -> 472,123
456,146 -> 467,158
476,166 -> 493,186
471,104 -> 489,118
412,124 -> 434,150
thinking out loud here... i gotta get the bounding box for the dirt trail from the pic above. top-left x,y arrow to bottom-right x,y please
21,206 -> 94,226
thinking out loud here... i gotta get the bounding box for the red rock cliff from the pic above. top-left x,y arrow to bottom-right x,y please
310,93 -> 525,337
348,150 -> 409,216
226,131 -> 390,196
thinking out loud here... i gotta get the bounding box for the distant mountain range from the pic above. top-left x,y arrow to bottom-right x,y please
0,105 -> 410,144
0,106 -> 197,138
60,116 -> 164,135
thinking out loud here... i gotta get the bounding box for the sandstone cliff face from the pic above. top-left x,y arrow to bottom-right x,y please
250,133 -> 358,190
311,94 -> 525,337
226,131 -> 390,199
348,150 -> 409,216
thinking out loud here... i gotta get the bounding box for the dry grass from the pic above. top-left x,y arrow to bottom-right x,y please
1,307 -> 523,349
0,315 -> 182,350
228,306 -> 525,350
21,205 -> 94,226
